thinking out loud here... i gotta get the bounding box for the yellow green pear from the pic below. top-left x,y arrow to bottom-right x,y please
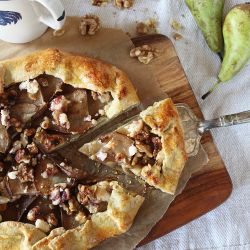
185,0 -> 224,53
202,3 -> 250,99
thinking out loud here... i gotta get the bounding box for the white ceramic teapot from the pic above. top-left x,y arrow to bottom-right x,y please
0,0 -> 65,43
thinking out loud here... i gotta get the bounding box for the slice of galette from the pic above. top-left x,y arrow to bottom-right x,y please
80,98 -> 188,194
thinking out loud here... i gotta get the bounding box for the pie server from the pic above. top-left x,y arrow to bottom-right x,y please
44,102 -> 250,188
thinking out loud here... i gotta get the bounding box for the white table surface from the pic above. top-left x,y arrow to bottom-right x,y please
62,0 -> 250,249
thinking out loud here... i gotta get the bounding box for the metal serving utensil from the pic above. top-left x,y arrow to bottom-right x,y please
176,104 -> 250,157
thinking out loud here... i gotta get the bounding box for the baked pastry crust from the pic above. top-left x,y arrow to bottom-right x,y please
0,221 -> 46,250
139,98 -> 187,194
0,182 -> 144,250
46,182 -> 144,250
0,49 -> 143,249
80,98 -> 187,194
0,48 -> 139,118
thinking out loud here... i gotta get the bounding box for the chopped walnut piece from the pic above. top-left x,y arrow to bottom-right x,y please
136,19 -> 158,35
46,163 -> 58,176
152,136 -> 162,156
130,45 -> 158,64
77,182 -> 111,214
46,213 -> 58,226
27,206 -> 40,222
53,28 -> 65,37
17,164 -> 34,183
79,15 -> 100,36
40,116 -> 50,130
10,118 -> 21,130
114,0 -> 134,8
135,142 -> 153,158
15,149 -> 31,164
27,142 -> 38,155
23,128 -> 36,137
92,0 -> 109,6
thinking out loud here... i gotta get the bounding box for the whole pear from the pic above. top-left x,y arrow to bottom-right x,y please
185,0 -> 224,53
202,3 -> 250,99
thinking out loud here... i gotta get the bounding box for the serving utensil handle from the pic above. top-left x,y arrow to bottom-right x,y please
198,110 -> 250,134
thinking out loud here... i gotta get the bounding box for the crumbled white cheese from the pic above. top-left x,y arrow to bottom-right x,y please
67,177 -> 72,183
35,219 -> 50,233
98,109 -> 105,116
0,109 -> 10,127
59,162 -> 65,167
41,171 -> 48,179
19,80 -> 39,95
7,171 -> 18,179
84,115 -> 92,122
59,113 -> 70,129
128,144 -> 137,157
91,119 -> 97,125
96,151 -> 107,161
50,95 -> 70,112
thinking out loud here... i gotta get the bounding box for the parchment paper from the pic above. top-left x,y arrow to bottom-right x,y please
0,17 -> 208,250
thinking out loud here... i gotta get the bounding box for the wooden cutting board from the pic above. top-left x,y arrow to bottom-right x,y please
130,34 -> 233,247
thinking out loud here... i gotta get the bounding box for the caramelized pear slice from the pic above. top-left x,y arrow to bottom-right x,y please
34,158 -> 74,196
0,195 -> 37,222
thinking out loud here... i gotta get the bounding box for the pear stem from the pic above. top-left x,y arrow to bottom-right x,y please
202,80 -> 221,100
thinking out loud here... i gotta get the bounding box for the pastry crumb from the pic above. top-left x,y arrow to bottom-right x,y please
173,33 -> 183,41
136,19 -> 158,35
79,15 -> 100,36
53,28 -> 65,37
92,0 -> 109,6
171,20 -> 183,31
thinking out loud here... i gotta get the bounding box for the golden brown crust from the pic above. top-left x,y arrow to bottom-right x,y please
0,182 -> 144,250
39,181 -> 144,250
0,221 -> 46,250
138,98 -> 187,194
0,48 -> 139,118
80,98 -> 187,194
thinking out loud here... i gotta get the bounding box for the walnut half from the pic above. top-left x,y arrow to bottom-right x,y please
130,45 -> 158,65
79,15 -> 100,36
114,0 -> 134,8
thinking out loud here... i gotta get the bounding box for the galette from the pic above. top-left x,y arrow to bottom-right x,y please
0,48 -> 187,249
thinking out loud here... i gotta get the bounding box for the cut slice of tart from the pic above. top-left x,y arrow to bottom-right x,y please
80,98 -> 188,194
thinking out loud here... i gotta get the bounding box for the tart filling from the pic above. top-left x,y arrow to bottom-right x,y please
0,49 -> 143,249
80,99 -> 187,194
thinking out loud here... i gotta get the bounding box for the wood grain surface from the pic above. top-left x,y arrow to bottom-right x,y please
131,34 -> 233,247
